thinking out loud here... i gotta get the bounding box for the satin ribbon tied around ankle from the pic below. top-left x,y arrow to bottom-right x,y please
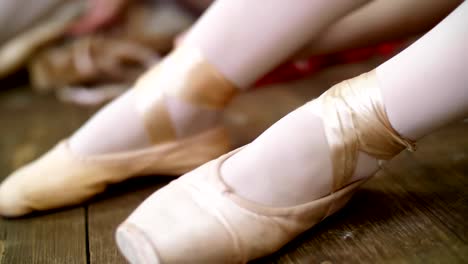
319,70 -> 416,192
133,46 -> 238,144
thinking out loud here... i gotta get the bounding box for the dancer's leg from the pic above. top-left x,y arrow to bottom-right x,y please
184,0 -> 369,88
178,0 -> 461,58
221,2 -> 468,207
296,0 -> 462,57
70,0 -> 370,154
378,3 -> 468,140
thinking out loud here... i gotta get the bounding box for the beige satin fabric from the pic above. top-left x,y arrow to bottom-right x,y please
134,45 -> 238,144
318,70 -> 416,192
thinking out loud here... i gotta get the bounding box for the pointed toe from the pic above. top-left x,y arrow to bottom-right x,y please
116,223 -> 161,264
0,176 -> 32,217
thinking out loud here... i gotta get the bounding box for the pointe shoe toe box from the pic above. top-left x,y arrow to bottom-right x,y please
117,152 -> 367,263
117,157 -> 364,263
117,172 -> 240,263
0,141 -> 110,217
0,173 -> 32,217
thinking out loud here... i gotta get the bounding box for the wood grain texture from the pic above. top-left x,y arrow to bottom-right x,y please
392,124 -> 468,243
0,209 -> 87,264
0,87 -> 94,264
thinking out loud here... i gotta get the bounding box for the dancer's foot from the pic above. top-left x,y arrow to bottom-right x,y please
0,45 -> 238,217
70,45 -> 237,155
116,70 -> 415,263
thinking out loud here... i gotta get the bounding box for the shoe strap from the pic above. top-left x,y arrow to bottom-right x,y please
318,70 -> 416,192
133,45 -> 238,144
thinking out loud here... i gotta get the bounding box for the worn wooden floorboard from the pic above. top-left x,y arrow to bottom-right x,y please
393,124 -> 468,243
0,87 -> 94,264
0,209 -> 87,264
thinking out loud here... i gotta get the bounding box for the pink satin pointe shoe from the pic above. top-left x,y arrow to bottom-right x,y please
115,70 -> 415,263
0,46 -> 238,217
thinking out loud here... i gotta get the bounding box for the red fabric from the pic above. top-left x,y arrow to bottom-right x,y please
255,41 -> 404,87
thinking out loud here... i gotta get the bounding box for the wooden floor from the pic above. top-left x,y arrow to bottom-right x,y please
0,62 -> 467,263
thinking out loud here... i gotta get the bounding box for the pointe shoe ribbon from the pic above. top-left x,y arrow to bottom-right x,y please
0,46 -> 237,217
134,45 -> 238,144
116,70 -> 416,263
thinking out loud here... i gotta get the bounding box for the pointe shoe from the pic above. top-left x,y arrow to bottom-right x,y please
116,70 -> 416,263
0,46 -> 238,217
